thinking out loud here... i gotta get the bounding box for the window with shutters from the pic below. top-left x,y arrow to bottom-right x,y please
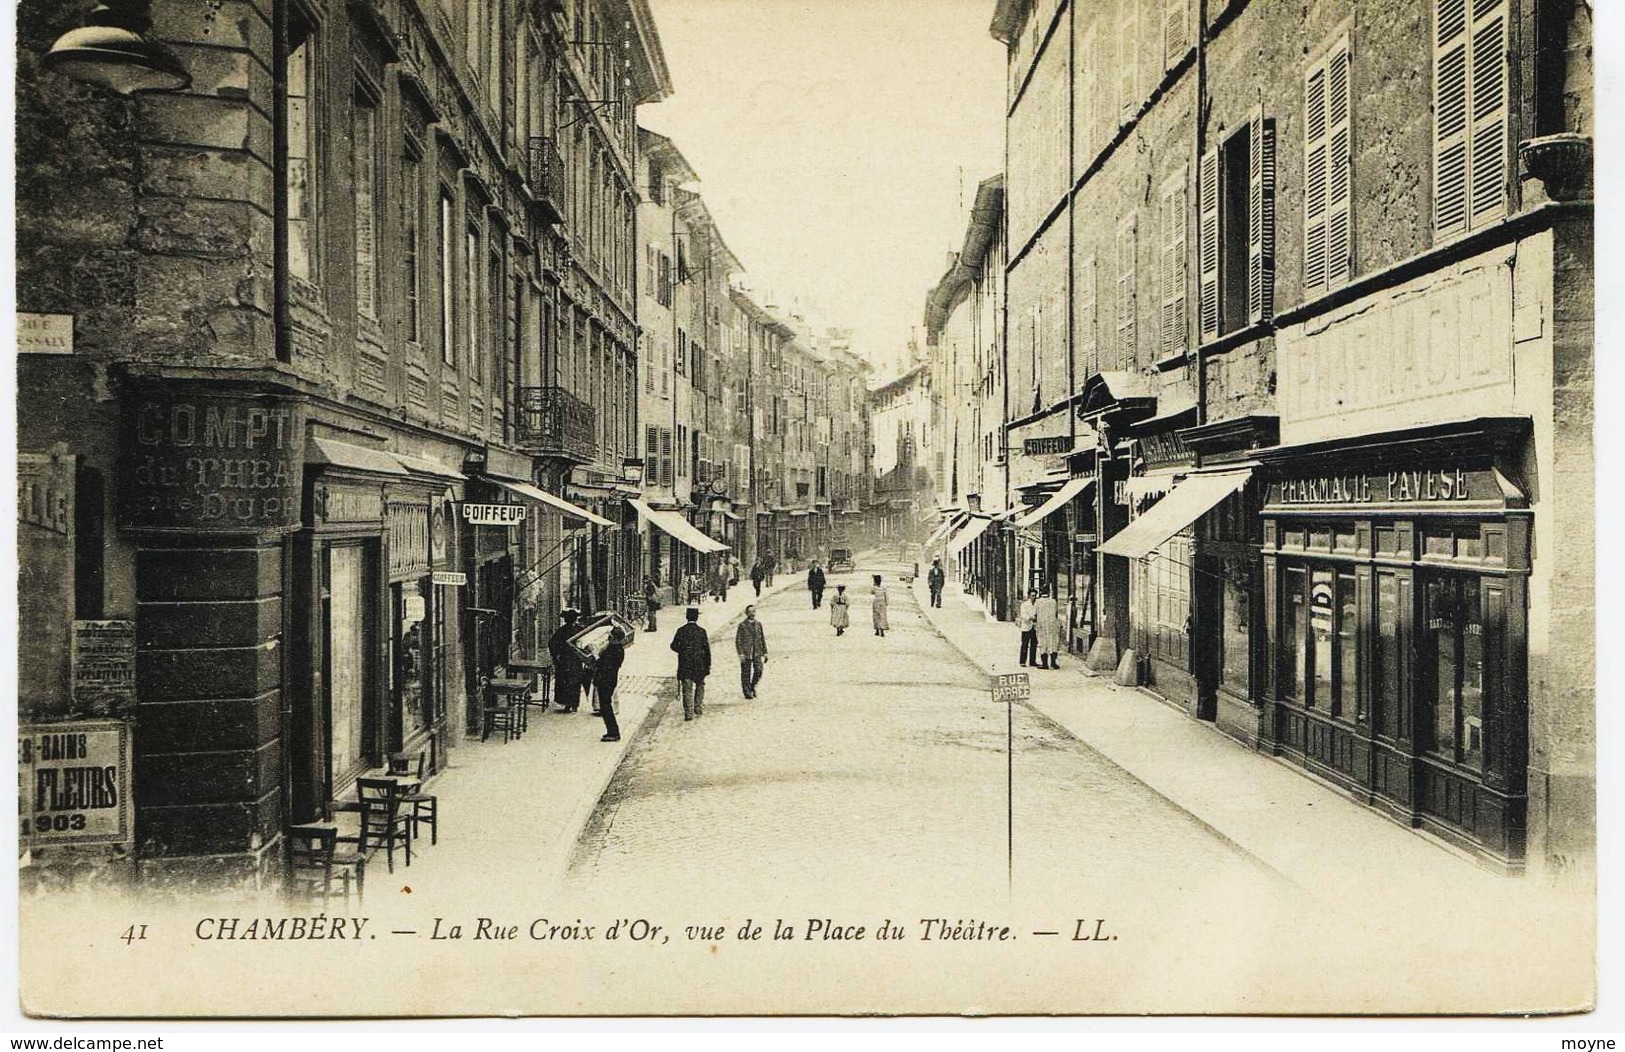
353,89 -> 379,320
285,12 -> 319,285
402,142 -> 423,344
439,192 -> 455,366
1075,253 -> 1097,377
1118,0 -> 1139,120
1198,112 -> 1276,342
1159,170 -> 1187,358
1434,0 -> 1508,240
1116,214 -> 1138,369
676,329 -> 688,376
1304,34 -> 1351,295
1163,0 -> 1189,71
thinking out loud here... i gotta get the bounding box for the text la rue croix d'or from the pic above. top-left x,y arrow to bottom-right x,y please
190,917 -> 1043,943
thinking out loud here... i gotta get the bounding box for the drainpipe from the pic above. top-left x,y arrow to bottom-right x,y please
1194,0 -> 1210,431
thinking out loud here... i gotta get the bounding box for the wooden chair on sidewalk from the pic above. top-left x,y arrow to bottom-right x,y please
286,825 -> 366,903
356,777 -> 413,873
389,750 -> 440,847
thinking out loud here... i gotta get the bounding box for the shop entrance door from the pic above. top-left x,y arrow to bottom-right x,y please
324,543 -> 369,795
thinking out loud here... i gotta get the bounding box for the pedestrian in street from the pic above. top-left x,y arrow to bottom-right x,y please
728,554 -> 742,588
1017,589 -> 1039,667
712,560 -> 729,602
750,559 -> 765,597
764,550 -> 778,587
1035,588 -> 1062,669
670,606 -> 711,721
870,574 -> 890,637
586,627 -> 627,742
735,604 -> 769,699
830,584 -> 851,636
643,577 -> 660,632
807,559 -> 826,609
549,608 -> 585,713
927,558 -> 945,608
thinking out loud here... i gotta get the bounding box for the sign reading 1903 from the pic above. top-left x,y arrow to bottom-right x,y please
19,720 -> 132,848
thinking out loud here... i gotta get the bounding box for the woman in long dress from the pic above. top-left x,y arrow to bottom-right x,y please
829,584 -> 851,636
870,574 -> 890,637
1034,589 -> 1062,668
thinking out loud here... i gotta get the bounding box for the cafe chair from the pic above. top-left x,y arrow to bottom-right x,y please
480,676 -> 518,743
393,750 -> 440,847
356,777 -> 413,873
286,825 -> 366,903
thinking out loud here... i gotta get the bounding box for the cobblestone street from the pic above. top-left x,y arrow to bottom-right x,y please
565,559 -> 1301,934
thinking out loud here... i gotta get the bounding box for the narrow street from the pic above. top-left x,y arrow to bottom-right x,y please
565,558 -> 1299,928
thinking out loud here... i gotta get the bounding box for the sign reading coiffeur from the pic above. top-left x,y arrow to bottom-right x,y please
461,503 -> 526,526
120,389 -> 302,532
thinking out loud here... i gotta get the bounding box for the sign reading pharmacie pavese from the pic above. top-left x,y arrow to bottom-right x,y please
1268,467 -> 1501,507
19,719 -> 132,848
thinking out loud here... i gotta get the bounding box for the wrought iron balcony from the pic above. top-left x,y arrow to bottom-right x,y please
516,386 -> 596,463
526,137 -> 565,226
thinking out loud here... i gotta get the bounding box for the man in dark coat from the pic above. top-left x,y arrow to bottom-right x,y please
807,560 -> 826,609
548,608 -> 585,713
670,607 -> 712,721
750,559 -> 765,597
735,605 -> 769,699
927,558 -> 946,608
763,550 -> 777,587
587,627 -> 627,741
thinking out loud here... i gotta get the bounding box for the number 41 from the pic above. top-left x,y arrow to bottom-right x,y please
120,924 -> 148,945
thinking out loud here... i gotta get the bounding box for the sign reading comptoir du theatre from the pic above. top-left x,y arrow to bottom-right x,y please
119,387 -> 303,533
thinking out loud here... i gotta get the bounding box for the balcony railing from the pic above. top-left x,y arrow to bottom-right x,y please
526,137 -> 565,226
516,386 -> 596,463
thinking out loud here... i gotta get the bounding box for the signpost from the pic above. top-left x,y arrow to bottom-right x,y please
991,672 -> 1031,891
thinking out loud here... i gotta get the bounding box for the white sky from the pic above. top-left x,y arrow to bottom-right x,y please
638,0 -> 1005,378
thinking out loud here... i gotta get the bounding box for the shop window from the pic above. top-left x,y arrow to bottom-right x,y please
1376,526 -> 1401,555
1374,571 -> 1404,739
1422,575 -> 1485,769
1309,526 -> 1332,551
1336,571 -> 1359,721
1334,526 -> 1358,552
1283,527 -> 1306,550
1282,567 -> 1306,701
393,580 -> 429,743
325,544 -> 368,790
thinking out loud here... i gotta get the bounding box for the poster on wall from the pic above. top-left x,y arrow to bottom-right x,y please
18,720 -> 133,849
69,620 -> 136,710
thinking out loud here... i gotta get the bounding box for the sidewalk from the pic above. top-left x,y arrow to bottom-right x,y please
393,569 -> 812,898
909,576 -> 1524,904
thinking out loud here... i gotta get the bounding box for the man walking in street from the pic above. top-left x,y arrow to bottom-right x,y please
670,607 -> 711,721
586,626 -> 627,741
807,559 -> 826,609
735,604 -> 768,699
643,577 -> 660,632
750,558 -> 765,597
927,558 -> 945,608
763,550 -> 777,587
548,608 -> 585,713
1017,589 -> 1040,667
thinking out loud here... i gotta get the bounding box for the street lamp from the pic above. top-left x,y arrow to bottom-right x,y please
42,1 -> 192,95
621,457 -> 645,486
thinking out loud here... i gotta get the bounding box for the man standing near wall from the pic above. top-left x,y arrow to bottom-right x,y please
927,558 -> 945,608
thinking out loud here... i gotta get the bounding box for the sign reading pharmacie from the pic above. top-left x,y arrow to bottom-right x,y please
119,387 -> 303,533
19,720 -> 133,848
1267,467 -> 1508,508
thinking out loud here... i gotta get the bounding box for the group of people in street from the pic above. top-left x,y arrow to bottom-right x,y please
749,550 -> 778,596
547,608 -> 627,743
666,603 -> 771,713
1017,588 -> 1063,669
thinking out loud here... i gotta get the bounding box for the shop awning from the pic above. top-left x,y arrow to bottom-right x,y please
392,452 -> 466,481
1013,477 -> 1094,529
1098,468 -> 1254,558
308,437 -> 409,476
946,515 -> 994,556
630,498 -> 730,554
922,513 -> 965,550
1124,468 -> 1180,501
493,479 -> 614,528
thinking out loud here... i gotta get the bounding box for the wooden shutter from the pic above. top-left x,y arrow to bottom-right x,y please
1434,0 -> 1470,238
660,427 -> 673,487
1469,0 -> 1509,226
1164,0 -> 1189,69
1076,253 -> 1097,377
1119,0 -> 1138,120
1160,170 -> 1187,356
1248,107 -> 1277,324
1304,34 -> 1349,293
1325,40 -> 1352,286
1116,214 -> 1137,368
1198,147 -> 1220,341
1303,59 -> 1329,291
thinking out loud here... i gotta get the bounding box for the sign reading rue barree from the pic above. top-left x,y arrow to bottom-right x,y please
991,673 -> 1031,702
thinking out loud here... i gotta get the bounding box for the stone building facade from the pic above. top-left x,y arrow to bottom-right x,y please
16,0 -> 667,884
987,0 -> 1592,878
